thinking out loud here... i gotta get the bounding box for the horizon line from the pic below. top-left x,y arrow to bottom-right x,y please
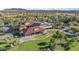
0,8 -> 79,10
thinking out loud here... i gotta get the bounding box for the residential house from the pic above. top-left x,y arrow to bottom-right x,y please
19,22 -> 45,36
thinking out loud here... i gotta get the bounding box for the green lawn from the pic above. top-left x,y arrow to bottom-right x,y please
8,34 -> 50,51
69,42 -> 79,51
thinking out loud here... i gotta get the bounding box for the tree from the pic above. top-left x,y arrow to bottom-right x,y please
47,30 -> 70,51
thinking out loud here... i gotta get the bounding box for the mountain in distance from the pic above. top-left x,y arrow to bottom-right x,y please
2,8 -> 79,10
1,8 -> 79,13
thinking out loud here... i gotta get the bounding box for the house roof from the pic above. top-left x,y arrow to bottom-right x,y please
20,22 -> 41,30
19,22 -> 45,35
24,26 -> 44,35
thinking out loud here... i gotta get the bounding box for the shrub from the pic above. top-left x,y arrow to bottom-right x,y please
71,26 -> 79,32
55,21 -> 63,27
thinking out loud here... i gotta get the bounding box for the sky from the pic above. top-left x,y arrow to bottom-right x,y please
0,0 -> 79,10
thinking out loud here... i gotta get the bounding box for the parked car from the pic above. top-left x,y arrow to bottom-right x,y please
64,29 -> 78,37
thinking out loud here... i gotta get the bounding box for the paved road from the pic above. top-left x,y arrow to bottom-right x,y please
19,35 -> 37,43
